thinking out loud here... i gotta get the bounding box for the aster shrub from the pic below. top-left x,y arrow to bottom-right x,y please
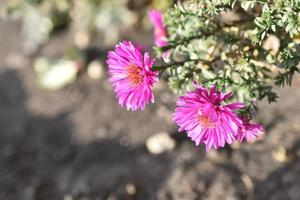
107,0 -> 300,150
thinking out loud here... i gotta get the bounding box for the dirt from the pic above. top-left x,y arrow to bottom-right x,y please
0,19 -> 300,200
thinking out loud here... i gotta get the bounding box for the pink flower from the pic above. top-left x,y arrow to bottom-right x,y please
173,82 -> 244,151
236,116 -> 264,143
148,9 -> 168,47
107,41 -> 158,111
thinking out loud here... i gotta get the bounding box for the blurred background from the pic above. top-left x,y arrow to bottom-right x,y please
0,0 -> 300,199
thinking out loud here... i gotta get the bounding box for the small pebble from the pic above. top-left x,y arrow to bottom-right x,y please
74,31 -> 90,49
272,146 -> 291,162
63,194 -> 74,200
146,132 -> 176,154
87,60 -> 104,80
125,183 -> 136,195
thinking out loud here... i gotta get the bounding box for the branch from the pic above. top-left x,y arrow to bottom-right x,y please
160,31 -> 212,51
152,58 -> 212,71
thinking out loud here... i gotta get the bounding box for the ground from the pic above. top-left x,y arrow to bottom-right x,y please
0,19 -> 300,200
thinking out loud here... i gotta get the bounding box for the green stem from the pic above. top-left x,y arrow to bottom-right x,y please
152,58 -> 212,71
160,31 -> 212,51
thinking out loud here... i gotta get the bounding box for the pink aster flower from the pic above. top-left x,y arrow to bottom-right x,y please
148,9 -> 168,47
173,82 -> 244,151
107,41 -> 158,111
236,116 -> 264,143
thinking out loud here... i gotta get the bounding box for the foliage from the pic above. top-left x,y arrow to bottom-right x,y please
154,0 -> 300,112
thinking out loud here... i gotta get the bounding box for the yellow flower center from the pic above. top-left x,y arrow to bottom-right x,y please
127,65 -> 144,87
198,115 -> 216,128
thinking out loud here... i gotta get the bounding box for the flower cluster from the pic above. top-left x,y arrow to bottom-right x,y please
106,9 -> 264,151
173,82 -> 263,150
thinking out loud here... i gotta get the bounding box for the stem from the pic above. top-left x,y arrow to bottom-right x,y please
160,31 -> 212,51
152,58 -> 212,71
